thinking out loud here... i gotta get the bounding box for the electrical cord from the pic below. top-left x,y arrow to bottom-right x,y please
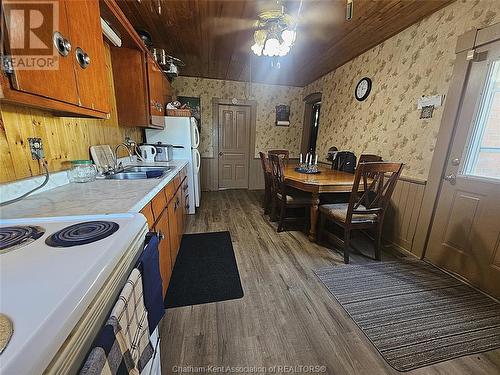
0,159 -> 50,207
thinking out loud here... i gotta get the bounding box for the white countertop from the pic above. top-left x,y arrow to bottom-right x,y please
0,159 -> 188,219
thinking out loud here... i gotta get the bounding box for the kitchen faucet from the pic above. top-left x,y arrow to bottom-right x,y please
111,142 -> 134,173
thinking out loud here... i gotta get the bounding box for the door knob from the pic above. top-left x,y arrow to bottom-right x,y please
444,173 -> 456,184
218,152 -> 224,157
451,158 -> 460,166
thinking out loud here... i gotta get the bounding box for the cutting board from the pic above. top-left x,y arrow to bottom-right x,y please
90,145 -> 115,172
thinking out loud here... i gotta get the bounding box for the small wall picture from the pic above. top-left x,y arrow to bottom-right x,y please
420,105 -> 434,119
276,105 -> 290,126
178,96 -> 201,132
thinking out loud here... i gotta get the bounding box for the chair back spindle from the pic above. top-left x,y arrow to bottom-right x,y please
268,149 -> 289,165
346,162 -> 403,224
259,152 -> 271,174
269,153 -> 286,196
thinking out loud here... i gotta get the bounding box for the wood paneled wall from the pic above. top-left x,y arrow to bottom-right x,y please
384,177 -> 426,256
0,44 -> 143,183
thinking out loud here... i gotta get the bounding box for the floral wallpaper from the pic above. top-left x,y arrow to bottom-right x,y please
172,77 -> 304,158
303,0 -> 500,180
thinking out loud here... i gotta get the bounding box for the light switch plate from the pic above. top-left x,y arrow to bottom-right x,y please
417,95 -> 443,109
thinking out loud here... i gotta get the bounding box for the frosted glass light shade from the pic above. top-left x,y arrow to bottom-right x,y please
281,29 -> 296,46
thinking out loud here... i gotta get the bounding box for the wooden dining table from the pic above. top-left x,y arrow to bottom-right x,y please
284,164 -> 358,242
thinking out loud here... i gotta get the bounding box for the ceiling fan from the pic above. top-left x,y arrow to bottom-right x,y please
250,6 -> 299,57
208,0 -> 344,52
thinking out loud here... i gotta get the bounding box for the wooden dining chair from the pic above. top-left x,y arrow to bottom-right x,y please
258,152 -> 272,214
318,162 -> 403,263
358,154 -> 383,181
269,153 -> 310,232
268,149 -> 289,165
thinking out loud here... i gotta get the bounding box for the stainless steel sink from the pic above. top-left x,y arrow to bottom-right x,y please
103,165 -> 174,180
123,166 -> 174,173
105,172 -> 153,180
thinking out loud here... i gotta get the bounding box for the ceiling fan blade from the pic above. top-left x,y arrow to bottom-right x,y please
296,0 -> 344,26
205,17 -> 257,36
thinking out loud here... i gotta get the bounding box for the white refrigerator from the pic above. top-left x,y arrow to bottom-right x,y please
145,117 -> 201,214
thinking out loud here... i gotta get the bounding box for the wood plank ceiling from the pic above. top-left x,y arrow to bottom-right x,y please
117,0 -> 454,87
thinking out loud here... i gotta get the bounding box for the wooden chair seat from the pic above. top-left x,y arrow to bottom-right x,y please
319,203 -> 378,224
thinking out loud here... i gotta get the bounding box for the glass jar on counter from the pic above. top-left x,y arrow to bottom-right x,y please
67,160 -> 98,183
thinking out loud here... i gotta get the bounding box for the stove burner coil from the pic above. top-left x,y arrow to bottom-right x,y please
45,221 -> 119,247
0,226 -> 45,254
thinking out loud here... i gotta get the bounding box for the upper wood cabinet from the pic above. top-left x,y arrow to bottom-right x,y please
147,54 -> 165,117
0,0 -> 110,117
102,0 -> 171,129
65,0 -> 110,112
111,48 -> 171,129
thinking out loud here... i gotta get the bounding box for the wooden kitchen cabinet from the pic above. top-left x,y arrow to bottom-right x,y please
1,0 -> 110,117
140,203 -> 155,229
146,55 -> 165,117
175,188 -> 184,246
100,0 -> 172,128
110,47 -> 149,126
167,193 -> 180,263
151,189 -> 167,220
138,167 -> 189,297
65,0 -> 110,112
155,209 -> 172,298
110,48 -> 171,128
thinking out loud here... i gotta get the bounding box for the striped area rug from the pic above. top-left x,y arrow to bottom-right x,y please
314,259 -> 500,371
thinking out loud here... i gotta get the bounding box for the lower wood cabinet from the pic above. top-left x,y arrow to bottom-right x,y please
155,209 -> 172,297
139,166 -> 189,298
167,190 -> 180,264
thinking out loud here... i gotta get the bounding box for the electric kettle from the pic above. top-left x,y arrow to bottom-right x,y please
139,145 -> 157,162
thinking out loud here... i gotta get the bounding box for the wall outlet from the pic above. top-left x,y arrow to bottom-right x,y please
28,138 -> 44,160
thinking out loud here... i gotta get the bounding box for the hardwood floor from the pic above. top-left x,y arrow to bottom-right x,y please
160,190 -> 500,375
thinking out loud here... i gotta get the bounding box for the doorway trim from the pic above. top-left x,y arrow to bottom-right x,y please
300,92 -> 322,154
211,98 -> 257,190
413,22 -> 500,258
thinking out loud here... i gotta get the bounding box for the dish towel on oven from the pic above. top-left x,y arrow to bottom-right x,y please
137,234 -> 164,334
80,269 -> 153,375
79,317 -> 137,375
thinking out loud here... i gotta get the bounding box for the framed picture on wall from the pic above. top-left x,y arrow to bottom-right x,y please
178,96 -> 201,132
276,105 -> 290,126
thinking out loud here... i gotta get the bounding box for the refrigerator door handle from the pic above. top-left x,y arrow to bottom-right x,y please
195,149 -> 201,172
193,123 -> 200,149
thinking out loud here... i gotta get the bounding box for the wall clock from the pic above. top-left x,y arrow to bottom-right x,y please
355,77 -> 372,101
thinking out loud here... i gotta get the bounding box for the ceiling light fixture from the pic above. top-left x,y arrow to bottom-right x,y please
251,1 -> 301,58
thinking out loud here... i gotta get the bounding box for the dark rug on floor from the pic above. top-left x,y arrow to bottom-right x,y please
164,231 -> 244,308
314,259 -> 500,371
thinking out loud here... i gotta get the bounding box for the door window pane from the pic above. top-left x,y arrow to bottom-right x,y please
464,60 -> 500,179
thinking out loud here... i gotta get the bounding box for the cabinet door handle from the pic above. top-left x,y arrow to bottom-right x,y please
75,47 -> 90,69
53,31 -> 71,56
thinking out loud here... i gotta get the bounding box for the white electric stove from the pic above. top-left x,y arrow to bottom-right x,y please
0,213 -> 148,374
